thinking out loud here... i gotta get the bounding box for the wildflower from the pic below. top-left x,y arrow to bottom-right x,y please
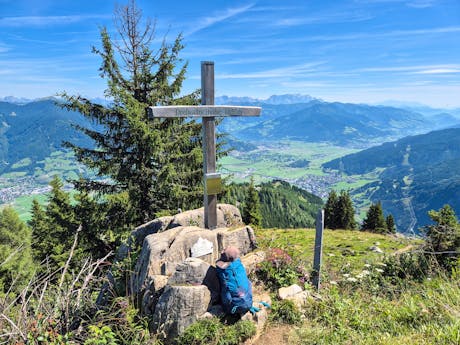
364,264 -> 371,268
346,277 -> 358,283
343,273 -> 350,278
330,280 -> 338,285
375,268 -> 384,273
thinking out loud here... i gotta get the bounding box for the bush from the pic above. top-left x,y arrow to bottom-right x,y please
269,299 -> 302,325
256,248 -> 304,290
176,318 -> 256,345
423,205 -> 460,272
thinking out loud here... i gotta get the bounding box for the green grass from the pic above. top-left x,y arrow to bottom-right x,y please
9,193 -> 48,222
292,277 -> 460,345
254,228 -> 458,345
255,228 -> 418,274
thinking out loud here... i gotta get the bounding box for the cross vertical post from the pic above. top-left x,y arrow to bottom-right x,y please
201,61 -> 217,229
148,61 -> 261,230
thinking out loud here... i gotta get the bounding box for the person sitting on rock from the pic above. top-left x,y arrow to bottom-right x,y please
216,246 -> 258,316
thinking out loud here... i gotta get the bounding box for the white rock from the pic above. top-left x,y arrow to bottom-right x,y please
278,284 -> 303,300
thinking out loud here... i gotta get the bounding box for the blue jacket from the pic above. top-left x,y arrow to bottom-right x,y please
216,258 -> 253,315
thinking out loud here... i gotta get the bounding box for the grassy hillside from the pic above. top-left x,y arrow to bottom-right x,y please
253,228 -> 459,345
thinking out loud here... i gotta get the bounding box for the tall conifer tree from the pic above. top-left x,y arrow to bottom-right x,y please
338,190 -> 357,230
324,190 -> 339,229
362,201 -> 386,233
386,214 -> 396,233
60,0 -> 204,223
0,207 -> 33,295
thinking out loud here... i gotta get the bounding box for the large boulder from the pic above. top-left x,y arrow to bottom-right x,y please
117,204 -> 243,260
168,257 -> 220,304
133,225 -> 257,295
168,204 -> 243,229
151,285 -> 211,343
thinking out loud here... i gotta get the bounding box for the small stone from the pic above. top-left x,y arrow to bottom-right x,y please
286,290 -> 311,309
369,246 -> 384,254
278,284 -> 303,300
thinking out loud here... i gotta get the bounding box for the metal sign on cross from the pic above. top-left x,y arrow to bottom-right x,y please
148,61 -> 261,229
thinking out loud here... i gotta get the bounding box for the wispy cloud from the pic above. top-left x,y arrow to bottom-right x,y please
184,4 -> 254,37
0,43 -> 9,53
413,68 -> 460,74
305,26 -> 460,42
217,62 -> 326,79
357,64 -> 460,73
355,0 -> 438,7
275,10 -> 374,27
0,14 -> 109,27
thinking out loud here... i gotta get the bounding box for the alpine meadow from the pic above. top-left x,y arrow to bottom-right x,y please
0,0 -> 459,344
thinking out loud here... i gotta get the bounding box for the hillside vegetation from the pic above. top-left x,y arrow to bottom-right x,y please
223,180 -> 323,228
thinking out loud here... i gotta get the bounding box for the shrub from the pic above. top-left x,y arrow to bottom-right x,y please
269,299 -> 302,325
84,325 -> 118,345
423,205 -> 460,272
176,318 -> 256,345
256,248 -> 302,290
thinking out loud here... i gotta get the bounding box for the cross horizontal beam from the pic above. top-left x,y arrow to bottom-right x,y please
148,105 -> 261,118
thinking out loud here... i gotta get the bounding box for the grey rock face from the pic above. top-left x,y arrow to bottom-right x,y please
151,285 -> 211,343
133,225 -> 257,296
168,257 -> 220,304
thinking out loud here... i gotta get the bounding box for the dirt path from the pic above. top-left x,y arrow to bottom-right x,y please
394,244 -> 415,254
249,324 -> 293,345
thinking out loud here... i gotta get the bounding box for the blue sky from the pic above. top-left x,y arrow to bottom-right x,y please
0,0 -> 459,107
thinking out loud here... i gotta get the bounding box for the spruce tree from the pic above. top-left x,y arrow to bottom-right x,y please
338,190 -> 356,230
423,204 -> 459,270
0,207 -> 34,295
60,0 -> 205,224
242,177 -> 262,227
324,190 -> 339,229
30,177 -> 79,272
386,214 -> 396,233
362,201 -> 386,233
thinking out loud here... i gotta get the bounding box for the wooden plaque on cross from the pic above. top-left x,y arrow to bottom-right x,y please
148,61 -> 261,229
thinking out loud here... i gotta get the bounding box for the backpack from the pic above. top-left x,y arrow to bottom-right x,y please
216,258 -> 253,315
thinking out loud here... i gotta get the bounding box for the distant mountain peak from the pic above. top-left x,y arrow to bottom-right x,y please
264,94 -> 317,104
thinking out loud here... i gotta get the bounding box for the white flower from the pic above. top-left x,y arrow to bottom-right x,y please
377,262 -> 387,267
364,264 -> 371,268
343,273 -> 350,278
361,270 -> 371,275
330,281 -> 338,285
346,277 -> 358,283
375,268 -> 384,273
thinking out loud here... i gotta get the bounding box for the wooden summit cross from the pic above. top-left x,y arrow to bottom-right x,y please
148,61 -> 261,229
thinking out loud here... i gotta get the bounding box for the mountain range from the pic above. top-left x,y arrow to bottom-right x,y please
323,128 -> 460,233
0,95 -> 459,233
227,100 -> 460,148
0,99 -> 94,173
